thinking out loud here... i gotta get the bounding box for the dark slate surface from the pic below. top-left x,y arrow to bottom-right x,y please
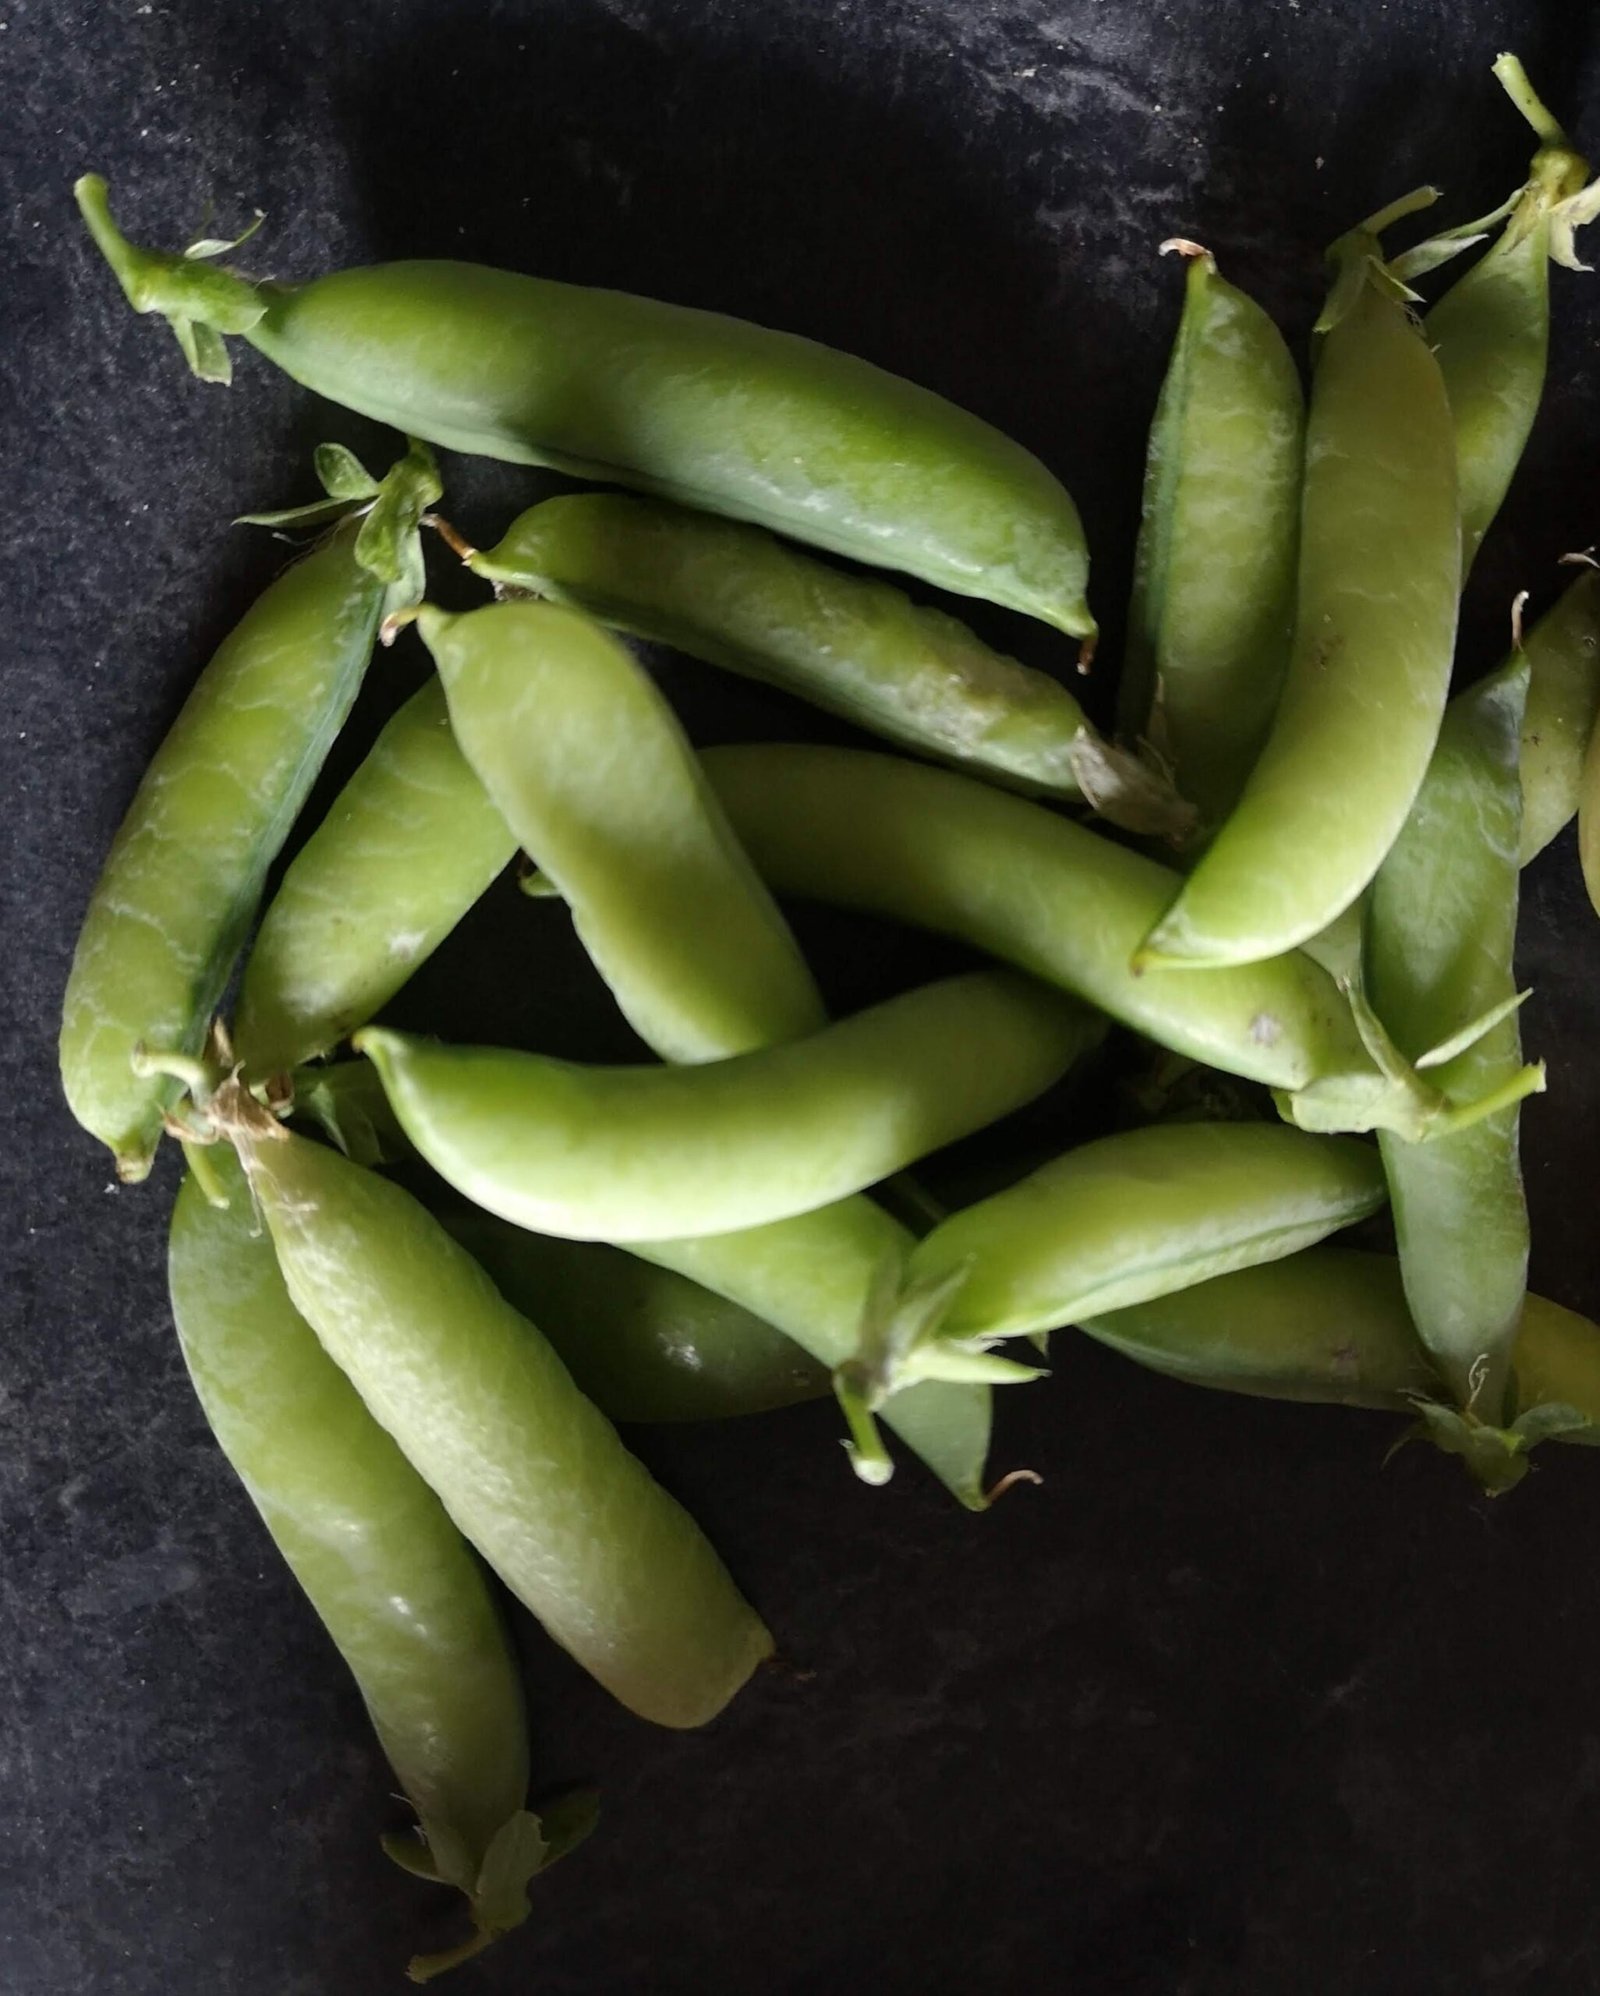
7,2 -> 1600,1991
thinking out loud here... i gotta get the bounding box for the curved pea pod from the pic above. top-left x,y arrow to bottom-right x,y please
58,446 -> 437,1180
1367,658 -> 1532,1419
1121,242 -> 1303,828
1579,707 -> 1600,917
441,1207 -> 830,1425
1423,57 -> 1596,571
909,1123 -> 1386,1344
168,1150 -> 591,1982
234,677 -> 515,1080
1075,1247 -> 1440,1409
77,176 -> 1095,641
354,972 -> 1104,1243
1520,564 -> 1600,862
1138,191 -> 1462,968
227,1107 -> 772,1729
636,1199 -> 994,1509
703,743 -> 1522,1143
460,494 -> 1186,840
416,599 -> 824,1062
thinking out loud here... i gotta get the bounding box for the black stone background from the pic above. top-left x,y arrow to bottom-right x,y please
7,1 -> 1600,1990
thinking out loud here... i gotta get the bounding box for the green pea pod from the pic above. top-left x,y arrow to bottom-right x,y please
168,1150 -> 590,1981
1520,564 -> 1600,861
440,1206 -> 830,1425
227,1108 -> 772,1729
235,677 -> 515,1079
1367,657 -> 1531,1418
416,599 -> 825,1062
1076,1247 -> 1440,1409
1121,242 -> 1303,828
460,494 -> 1187,840
1139,190 -> 1461,968
1425,57 -> 1595,571
353,972 -> 1104,1243
635,1200 -> 993,1509
702,743 -> 1529,1142
59,445 -> 436,1180
77,176 -> 1095,642
907,1123 -> 1386,1344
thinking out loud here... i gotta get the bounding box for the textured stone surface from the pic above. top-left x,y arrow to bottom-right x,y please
6,1 -> 1600,1990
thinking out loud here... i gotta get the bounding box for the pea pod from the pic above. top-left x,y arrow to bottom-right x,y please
1076,1247 -> 1440,1409
77,175 -> 1096,641
441,1206 -> 830,1425
1367,657 -> 1531,1419
168,1150 -> 590,1981
1520,563 -> 1600,861
908,1124 -> 1386,1344
702,743 -> 1534,1142
235,677 -> 514,1080
1424,57 -> 1596,571
1139,190 -> 1462,968
221,1103 -> 772,1729
354,972 -> 1104,1243
1581,722 -> 1600,915
59,446 -> 437,1178
459,495 -> 1186,839
1121,242 -> 1303,828
417,599 -> 825,1062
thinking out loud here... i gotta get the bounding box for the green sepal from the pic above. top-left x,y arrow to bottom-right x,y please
1414,988 -> 1531,1070
314,442 -> 383,502
289,1063 -> 412,1168
531,1784 -> 601,1869
1068,731 -> 1198,846
1550,176 -> 1600,271
517,863 -> 564,900
184,210 -> 266,261
1316,187 -> 1441,336
381,1830 -> 445,1884
171,315 -> 234,385
357,438 -> 443,621
1408,1391 -> 1594,1494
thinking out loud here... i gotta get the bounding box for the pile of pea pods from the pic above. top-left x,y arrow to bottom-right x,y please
60,50 -> 1600,1982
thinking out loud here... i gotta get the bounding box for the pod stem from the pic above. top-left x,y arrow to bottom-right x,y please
1493,52 -> 1568,148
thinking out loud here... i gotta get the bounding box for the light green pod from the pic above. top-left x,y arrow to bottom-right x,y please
235,677 -> 515,1078
79,174 -> 1095,639
464,494 -> 1187,839
417,599 -> 824,1063
1140,205 -> 1462,967
636,1199 -> 992,1509
169,1151 -> 579,1979
911,1123 -> 1386,1342
60,525 -> 381,1179
703,743 -> 1463,1139
233,1117 -> 772,1729
1122,244 -> 1304,827
1367,659 -> 1531,1417
441,1207 -> 830,1425
1520,566 -> 1600,862
1076,1247 -> 1439,1408
1428,57 -> 1593,570
355,972 -> 1103,1243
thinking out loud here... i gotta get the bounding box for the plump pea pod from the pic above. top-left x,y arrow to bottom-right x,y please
168,1150 -> 591,1982
223,1103 -> 772,1728
458,494 -> 1185,839
908,1124 -> 1386,1343
1077,1246 -> 1440,1409
76,176 -> 1095,642
1121,242 -> 1304,828
1138,191 -> 1462,968
1521,564 -> 1600,861
833,1123 -> 1386,1464
1367,657 -> 1531,1419
636,1201 -> 994,1508
440,1206 -> 830,1424
417,599 -> 824,1062
234,677 -> 514,1080
59,445 -> 438,1180
1423,57 -> 1596,571
354,973 -> 1104,1243
703,744 -> 1528,1142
